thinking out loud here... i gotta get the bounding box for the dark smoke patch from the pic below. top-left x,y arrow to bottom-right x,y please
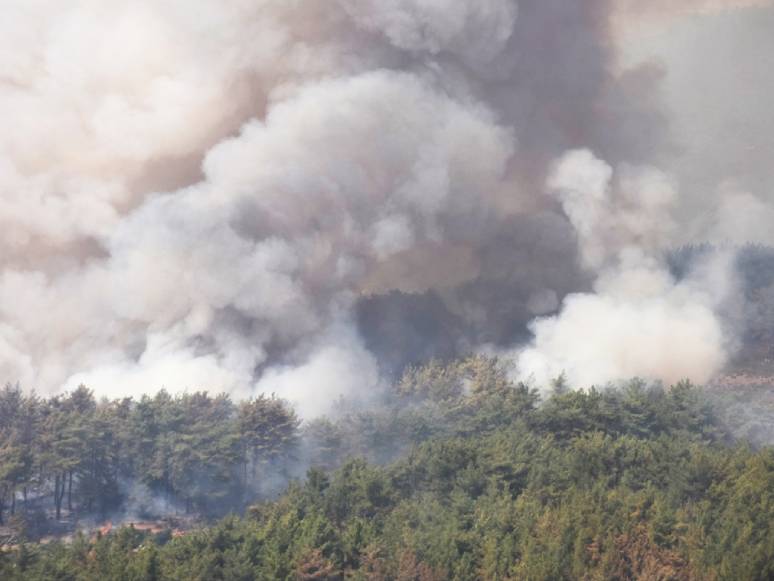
356,291 -> 464,377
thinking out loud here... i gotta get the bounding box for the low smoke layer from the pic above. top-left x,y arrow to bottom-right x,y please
1,0 -> 767,414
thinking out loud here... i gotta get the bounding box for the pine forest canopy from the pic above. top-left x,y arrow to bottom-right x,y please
1,356 -> 774,579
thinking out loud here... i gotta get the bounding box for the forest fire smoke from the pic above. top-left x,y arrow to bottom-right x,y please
515,150 -> 730,388
1,0 -> 773,413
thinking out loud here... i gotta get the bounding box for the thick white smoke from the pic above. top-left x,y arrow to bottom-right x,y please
0,0 -> 765,414
5,67 -> 513,409
516,150 -> 730,389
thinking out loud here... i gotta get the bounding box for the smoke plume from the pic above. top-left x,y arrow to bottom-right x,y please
515,150 -> 730,389
1,0 -> 769,414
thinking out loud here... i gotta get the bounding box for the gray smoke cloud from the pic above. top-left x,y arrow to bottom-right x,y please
620,0 -> 774,245
0,0 -> 768,415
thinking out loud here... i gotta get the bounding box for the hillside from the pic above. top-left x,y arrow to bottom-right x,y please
1,358 -> 773,580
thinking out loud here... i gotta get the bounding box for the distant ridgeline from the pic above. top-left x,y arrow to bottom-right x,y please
668,242 -> 774,291
1,356 -> 774,579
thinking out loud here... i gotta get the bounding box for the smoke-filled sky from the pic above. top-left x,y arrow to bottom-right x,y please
2,0 -> 773,415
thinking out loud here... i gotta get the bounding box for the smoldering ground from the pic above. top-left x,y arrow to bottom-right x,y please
2,0 -> 774,415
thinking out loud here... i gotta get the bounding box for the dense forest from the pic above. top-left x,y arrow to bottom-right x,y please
5,0 -> 774,577
3,245 -> 774,579
0,384 -> 303,528
1,356 -> 773,580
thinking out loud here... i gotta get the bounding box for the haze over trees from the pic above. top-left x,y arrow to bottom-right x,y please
1,356 -> 773,580
0,385 -> 300,527
2,0 -> 774,578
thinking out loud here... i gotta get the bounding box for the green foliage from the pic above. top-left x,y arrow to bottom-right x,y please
1,358 -> 773,579
0,385 -> 301,524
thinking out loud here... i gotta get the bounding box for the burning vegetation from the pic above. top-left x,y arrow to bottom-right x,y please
2,0 -> 774,578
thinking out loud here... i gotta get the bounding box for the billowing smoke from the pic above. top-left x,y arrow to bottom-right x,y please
1,0 -> 770,414
515,150 -> 730,389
